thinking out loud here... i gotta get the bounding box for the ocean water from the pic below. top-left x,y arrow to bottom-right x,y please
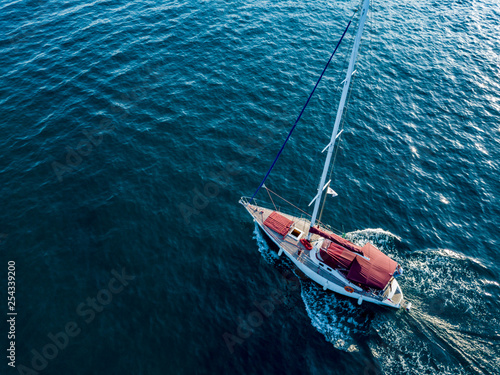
1,0 -> 499,374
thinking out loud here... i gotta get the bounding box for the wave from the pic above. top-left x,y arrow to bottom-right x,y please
300,280 -> 368,352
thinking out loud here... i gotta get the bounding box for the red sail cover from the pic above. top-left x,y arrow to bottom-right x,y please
263,211 -> 293,236
309,226 -> 363,254
346,243 -> 398,290
320,242 -> 356,269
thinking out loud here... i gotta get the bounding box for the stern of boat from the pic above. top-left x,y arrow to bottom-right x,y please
382,277 -> 411,310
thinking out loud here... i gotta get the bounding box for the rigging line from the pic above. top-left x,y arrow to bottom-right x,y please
265,186 -> 341,232
250,12 -> 358,200
265,186 -> 278,211
266,187 -> 312,218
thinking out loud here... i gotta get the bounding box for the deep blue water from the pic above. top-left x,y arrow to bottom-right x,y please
1,0 -> 499,374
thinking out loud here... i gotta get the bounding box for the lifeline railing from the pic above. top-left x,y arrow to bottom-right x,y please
239,196 -> 344,236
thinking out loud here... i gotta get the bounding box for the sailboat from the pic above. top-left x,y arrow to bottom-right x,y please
240,0 -> 411,310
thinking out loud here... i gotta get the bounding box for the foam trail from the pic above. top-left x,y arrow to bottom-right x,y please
367,248 -> 498,374
252,223 -> 279,264
345,228 -> 400,250
300,280 -> 366,352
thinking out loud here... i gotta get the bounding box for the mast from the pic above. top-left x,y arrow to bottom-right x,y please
308,0 -> 370,238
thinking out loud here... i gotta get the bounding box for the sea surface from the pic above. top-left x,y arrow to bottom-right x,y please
1,0 -> 499,374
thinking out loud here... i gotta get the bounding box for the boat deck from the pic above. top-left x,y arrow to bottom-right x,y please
243,200 -> 361,291
241,197 -> 389,303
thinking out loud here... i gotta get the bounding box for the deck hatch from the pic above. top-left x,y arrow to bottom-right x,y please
263,211 -> 294,236
288,228 -> 303,240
